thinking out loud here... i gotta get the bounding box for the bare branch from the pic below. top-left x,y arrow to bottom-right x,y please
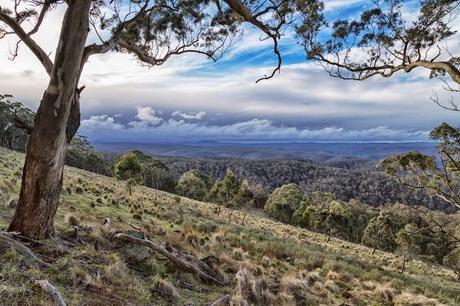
224,0 -> 283,82
0,7 -> 52,75
114,233 -> 228,285
34,280 -> 67,306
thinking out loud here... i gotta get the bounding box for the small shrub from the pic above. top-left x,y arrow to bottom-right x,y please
67,215 -> 79,227
152,277 -> 178,301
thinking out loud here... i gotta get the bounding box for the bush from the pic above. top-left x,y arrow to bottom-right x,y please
264,184 -> 304,223
175,169 -> 211,201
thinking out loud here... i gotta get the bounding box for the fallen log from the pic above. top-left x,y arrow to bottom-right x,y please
114,233 -> 228,285
34,279 -> 66,306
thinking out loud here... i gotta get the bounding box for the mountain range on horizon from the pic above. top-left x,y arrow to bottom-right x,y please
93,141 -> 438,162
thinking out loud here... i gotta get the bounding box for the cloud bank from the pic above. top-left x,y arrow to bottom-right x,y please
81,107 -> 429,143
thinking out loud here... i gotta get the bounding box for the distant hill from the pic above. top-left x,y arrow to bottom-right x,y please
93,141 -> 437,164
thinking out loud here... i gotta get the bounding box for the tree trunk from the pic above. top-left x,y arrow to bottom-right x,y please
371,247 -> 376,255
8,0 -> 92,240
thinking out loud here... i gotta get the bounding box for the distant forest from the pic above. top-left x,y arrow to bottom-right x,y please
159,157 -> 451,212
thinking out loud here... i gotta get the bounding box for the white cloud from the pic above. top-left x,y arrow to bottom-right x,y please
132,106 -> 162,126
324,0 -> 366,10
81,115 -> 124,130
172,111 -> 206,120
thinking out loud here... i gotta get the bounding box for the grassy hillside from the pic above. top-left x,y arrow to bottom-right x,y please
0,147 -> 459,306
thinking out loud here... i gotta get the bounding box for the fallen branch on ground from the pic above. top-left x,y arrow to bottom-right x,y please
114,233 -> 227,285
0,232 -> 50,268
34,279 -> 66,306
206,294 -> 231,306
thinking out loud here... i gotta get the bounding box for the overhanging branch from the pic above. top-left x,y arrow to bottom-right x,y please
0,7 -> 53,75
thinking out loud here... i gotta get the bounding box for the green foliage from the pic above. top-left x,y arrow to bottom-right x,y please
380,123 -> 460,209
143,164 -> 176,193
208,169 -> 241,210
0,94 -> 33,151
252,184 -> 269,209
124,150 -> 176,192
395,224 -> 424,259
293,192 -> 363,241
162,156 -> 445,210
362,209 -> 406,253
234,179 -> 254,210
264,184 -> 305,223
66,135 -> 111,176
443,248 -> 460,279
176,169 -> 212,201
114,152 -> 144,183
302,0 -> 459,84
292,192 -> 335,227
347,199 -> 377,243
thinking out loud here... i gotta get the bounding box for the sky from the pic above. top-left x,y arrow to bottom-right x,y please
0,0 -> 459,143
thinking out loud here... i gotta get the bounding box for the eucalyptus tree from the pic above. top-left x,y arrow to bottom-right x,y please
176,169 -> 212,201
0,0 -> 323,239
380,123 -> 460,209
301,0 -> 460,109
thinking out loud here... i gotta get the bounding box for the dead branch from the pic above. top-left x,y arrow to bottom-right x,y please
207,294 -> 231,306
34,279 -> 66,306
0,8 -> 53,75
114,233 -> 228,285
0,232 -> 50,268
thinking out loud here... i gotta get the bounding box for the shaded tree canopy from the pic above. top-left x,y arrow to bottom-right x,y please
114,152 -> 144,183
301,0 -> 460,107
264,183 -> 305,223
362,209 -> 406,252
176,169 -> 212,201
208,169 -> 241,207
66,135 -> 112,176
444,247 -> 460,279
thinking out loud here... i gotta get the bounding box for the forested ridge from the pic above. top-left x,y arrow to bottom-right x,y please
160,156 -> 451,211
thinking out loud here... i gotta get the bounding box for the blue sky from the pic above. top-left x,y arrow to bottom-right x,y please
0,0 -> 459,143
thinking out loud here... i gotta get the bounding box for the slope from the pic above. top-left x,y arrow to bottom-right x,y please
0,147 -> 459,305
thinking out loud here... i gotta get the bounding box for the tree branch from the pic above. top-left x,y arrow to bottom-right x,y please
223,0 -> 283,82
114,233 -> 228,285
34,279 -> 67,306
0,7 -> 53,75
